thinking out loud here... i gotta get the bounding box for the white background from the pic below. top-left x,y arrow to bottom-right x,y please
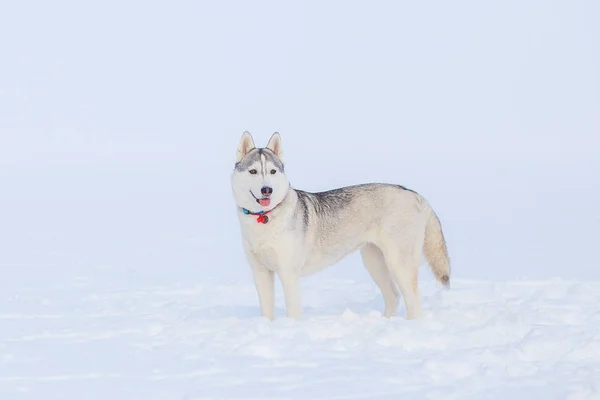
1,0 -> 599,284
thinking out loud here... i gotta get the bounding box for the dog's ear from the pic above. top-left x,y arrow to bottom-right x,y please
266,132 -> 283,161
236,131 -> 255,162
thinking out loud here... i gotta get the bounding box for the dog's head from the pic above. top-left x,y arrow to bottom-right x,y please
231,131 -> 289,212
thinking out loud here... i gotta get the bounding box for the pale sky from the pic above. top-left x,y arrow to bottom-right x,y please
0,0 -> 598,280
1,0 -> 598,165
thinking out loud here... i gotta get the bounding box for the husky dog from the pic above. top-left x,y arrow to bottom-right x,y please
231,131 -> 450,320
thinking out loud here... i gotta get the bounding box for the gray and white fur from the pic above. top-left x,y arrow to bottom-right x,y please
231,131 -> 450,320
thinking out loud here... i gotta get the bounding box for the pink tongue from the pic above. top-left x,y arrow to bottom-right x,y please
259,198 -> 271,207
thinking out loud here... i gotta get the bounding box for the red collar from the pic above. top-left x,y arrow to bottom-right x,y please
242,207 -> 273,224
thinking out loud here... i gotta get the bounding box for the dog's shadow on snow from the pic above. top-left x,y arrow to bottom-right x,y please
183,297 -> 399,321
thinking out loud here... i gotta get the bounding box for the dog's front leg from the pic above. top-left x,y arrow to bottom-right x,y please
243,245 -> 275,319
277,268 -> 302,319
251,266 -> 275,320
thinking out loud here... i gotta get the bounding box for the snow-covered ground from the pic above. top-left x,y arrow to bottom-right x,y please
2,265 -> 599,399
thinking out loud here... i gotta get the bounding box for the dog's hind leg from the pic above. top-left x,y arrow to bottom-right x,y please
376,235 -> 423,320
385,253 -> 422,320
360,243 -> 399,317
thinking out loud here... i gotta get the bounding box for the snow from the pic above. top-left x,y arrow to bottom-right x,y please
2,269 -> 600,399
1,0 -> 600,399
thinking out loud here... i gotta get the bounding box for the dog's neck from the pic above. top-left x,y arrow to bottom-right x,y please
241,203 -> 279,224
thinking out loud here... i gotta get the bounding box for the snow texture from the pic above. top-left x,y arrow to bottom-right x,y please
1,270 -> 600,399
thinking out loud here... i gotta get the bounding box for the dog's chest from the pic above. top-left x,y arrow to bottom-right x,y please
244,223 -> 301,271
246,235 -> 286,271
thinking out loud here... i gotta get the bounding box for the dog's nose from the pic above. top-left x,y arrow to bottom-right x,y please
261,186 -> 273,196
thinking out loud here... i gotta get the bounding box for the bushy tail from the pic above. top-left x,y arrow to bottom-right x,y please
424,207 -> 451,288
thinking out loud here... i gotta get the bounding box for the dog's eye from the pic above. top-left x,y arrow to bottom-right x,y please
249,169 -> 257,174
270,169 -> 276,175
